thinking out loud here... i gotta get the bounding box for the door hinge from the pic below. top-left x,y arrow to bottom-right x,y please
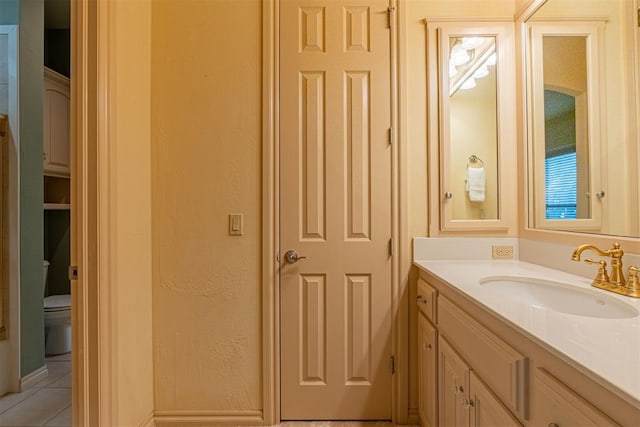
388,238 -> 394,257
390,355 -> 395,375
387,6 -> 396,29
387,127 -> 392,145
68,265 -> 78,281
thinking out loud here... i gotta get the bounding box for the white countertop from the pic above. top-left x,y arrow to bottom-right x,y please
414,259 -> 640,407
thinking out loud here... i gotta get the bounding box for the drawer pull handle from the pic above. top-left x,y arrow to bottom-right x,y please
548,424 -> 559,427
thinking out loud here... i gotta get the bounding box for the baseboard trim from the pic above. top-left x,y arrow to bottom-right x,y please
19,365 -> 48,391
154,410 -> 264,426
139,410 -> 155,427
407,407 -> 420,425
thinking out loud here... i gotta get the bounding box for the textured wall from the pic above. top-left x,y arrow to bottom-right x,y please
151,0 -> 263,412
19,0 -> 45,378
0,0 -> 18,25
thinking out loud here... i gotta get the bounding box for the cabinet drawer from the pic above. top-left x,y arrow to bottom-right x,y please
438,297 -> 528,419
417,278 -> 437,323
531,369 -> 619,427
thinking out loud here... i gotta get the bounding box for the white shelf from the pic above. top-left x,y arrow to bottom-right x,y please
44,203 -> 70,211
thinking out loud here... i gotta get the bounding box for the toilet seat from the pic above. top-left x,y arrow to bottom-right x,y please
44,294 -> 71,311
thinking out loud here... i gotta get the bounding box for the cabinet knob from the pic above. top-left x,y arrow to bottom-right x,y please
416,295 -> 424,302
444,192 -> 453,200
454,385 -> 464,393
463,398 -> 475,408
424,343 -> 432,349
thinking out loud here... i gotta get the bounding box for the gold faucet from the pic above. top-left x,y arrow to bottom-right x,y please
572,243 -> 640,298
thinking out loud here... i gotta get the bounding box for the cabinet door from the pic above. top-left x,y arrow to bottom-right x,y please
44,69 -> 71,176
531,369 -> 619,427
426,21 -> 517,234
469,371 -> 522,427
438,337 -> 469,427
418,313 -> 438,427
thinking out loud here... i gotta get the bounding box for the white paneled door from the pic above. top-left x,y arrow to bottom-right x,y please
280,0 -> 393,419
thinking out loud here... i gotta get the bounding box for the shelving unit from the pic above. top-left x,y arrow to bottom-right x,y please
43,66 -> 71,298
44,203 -> 70,211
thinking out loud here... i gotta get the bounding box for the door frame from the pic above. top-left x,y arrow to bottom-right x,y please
0,23 -> 21,395
263,0 -> 408,423
71,0 -> 115,425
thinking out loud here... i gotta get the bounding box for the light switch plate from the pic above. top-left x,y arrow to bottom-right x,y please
229,213 -> 243,236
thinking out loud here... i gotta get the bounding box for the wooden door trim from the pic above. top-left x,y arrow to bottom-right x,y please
267,0 -> 405,423
71,0 -> 115,425
389,0 -> 410,423
263,0 -> 279,424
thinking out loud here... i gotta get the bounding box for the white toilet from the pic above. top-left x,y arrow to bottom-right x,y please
43,260 -> 72,355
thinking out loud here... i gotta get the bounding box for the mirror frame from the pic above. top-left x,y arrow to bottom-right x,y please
516,0 -> 640,254
528,20 -> 606,232
427,20 -> 517,235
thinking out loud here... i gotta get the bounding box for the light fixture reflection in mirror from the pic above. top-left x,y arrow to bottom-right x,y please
449,37 -> 496,96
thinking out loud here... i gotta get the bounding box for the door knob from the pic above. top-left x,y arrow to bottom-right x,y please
284,250 -> 309,264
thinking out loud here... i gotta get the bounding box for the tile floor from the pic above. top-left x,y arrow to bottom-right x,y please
0,359 -> 412,427
0,353 -> 71,427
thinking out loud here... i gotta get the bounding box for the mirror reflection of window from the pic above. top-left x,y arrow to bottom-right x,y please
542,36 -> 590,221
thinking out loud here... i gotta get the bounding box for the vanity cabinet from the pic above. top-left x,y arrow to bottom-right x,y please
417,278 -> 438,427
438,337 -> 469,427
469,371 -> 522,427
426,21 -> 517,235
416,268 -> 638,427
43,67 -> 70,177
418,313 -> 438,427
531,368 -> 618,427
438,336 -> 522,427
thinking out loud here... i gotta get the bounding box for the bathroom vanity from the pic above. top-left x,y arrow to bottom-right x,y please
414,260 -> 640,427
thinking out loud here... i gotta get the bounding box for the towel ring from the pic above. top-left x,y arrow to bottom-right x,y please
468,154 -> 484,167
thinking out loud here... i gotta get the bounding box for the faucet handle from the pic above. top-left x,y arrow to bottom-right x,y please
626,267 -> 640,297
584,259 -> 610,286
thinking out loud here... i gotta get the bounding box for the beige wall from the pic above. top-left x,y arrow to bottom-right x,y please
151,0 -> 263,413
112,0 -> 155,424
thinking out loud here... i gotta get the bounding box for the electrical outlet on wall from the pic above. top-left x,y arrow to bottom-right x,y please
492,245 -> 514,259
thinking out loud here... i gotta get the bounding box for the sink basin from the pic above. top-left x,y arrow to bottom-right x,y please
479,276 -> 639,319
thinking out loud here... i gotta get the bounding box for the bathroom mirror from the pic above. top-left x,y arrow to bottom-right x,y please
427,21 -> 517,233
525,0 -> 640,237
